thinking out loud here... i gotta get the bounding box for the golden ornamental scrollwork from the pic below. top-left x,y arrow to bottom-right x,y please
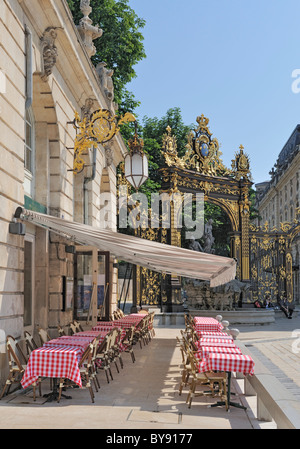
141,268 -> 161,305
251,266 -> 258,280
72,109 -> 136,174
161,126 -> 185,169
160,115 -> 254,186
280,221 -> 293,233
231,145 -> 252,181
217,198 -> 240,230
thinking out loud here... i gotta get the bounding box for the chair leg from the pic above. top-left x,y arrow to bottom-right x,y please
130,350 -> 135,363
105,367 -> 110,383
92,368 -> 100,391
57,378 -> 64,403
86,379 -> 94,403
187,379 -> 196,408
118,354 -> 124,369
114,360 -> 119,373
0,376 -> 12,400
32,382 -> 36,401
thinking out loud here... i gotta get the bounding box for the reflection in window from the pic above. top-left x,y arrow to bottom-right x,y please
24,107 -> 35,197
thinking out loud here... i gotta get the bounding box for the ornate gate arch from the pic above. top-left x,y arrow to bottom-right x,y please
131,115 -> 252,311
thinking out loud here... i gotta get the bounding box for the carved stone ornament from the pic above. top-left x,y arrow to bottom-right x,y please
40,27 -> 59,81
105,145 -> 113,167
96,62 -> 115,107
77,0 -> 103,58
81,98 -> 95,121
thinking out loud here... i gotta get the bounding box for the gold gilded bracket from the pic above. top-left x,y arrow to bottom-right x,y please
72,109 -> 136,174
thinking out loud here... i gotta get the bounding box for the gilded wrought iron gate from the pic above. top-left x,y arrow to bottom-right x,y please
137,227 -> 169,307
249,218 -> 300,303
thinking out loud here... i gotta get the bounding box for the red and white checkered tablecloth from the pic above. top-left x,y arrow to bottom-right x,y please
196,339 -> 236,349
90,326 -> 127,351
21,346 -> 83,389
199,337 -> 234,344
114,316 -> 144,328
198,352 -> 255,375
74,330 -> 107,338
197,331 -> 233,339
193,317 -> 223,332
93,321 -> 115,327
194,346 -> 242,361
43,336 -> 92,351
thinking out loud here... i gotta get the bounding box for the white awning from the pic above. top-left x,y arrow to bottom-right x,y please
16,208 -> 236,287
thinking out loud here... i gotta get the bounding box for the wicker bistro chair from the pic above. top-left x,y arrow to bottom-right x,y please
148,312 -> 155,339
111,327 -> 124,370
57,325 -> 66,337
133,315 -> 150,348
113,308 -> 124,320
121,326 -> 136,363
178,330 -> 201,396
95,333 -> 113,383
185,347 -> 228,410
69,320 -> 84,335
106,327 -> 121,374
0,335 -> 41,400
24,331 -> 39,358
73,320 -> 84,332
58,340 -> 95,403
90,336 -> 101,392
37,327 -> 51,346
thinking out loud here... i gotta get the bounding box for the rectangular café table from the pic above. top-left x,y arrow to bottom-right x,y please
199,337 -> 235,344
43,336 -> 92,351
21,346 -> 84,401
74,330 -> 106,338
194,317 -> 224,333
195,340 -> 237,352
197,331 -> 233,339
198,352 -> 255,410
194,346 -> 242,361
91,325 -> 127,351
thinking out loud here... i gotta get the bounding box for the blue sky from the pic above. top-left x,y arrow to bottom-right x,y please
127,0 -> 300,185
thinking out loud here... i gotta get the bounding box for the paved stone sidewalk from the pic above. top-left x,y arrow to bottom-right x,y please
237,311 -> 300,399
2,311 -> 299,430
0,325 -> 275,430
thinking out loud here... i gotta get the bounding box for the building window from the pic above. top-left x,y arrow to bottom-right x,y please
24,107 -> 35,197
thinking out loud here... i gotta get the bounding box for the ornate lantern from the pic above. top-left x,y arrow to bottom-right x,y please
124,124 -> 148,190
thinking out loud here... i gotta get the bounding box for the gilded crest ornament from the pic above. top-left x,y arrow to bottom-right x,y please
180,114 -> 230,176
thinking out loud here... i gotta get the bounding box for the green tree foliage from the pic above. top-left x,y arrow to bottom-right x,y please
140,107 -> 193,194
66,0 -> 146,113
249,187 -> 260,221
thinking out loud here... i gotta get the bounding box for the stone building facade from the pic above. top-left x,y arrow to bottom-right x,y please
255,125 -> 300,303
0,0 -> 127,386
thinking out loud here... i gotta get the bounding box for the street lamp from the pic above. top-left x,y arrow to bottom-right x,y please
124,123 -> 148,190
